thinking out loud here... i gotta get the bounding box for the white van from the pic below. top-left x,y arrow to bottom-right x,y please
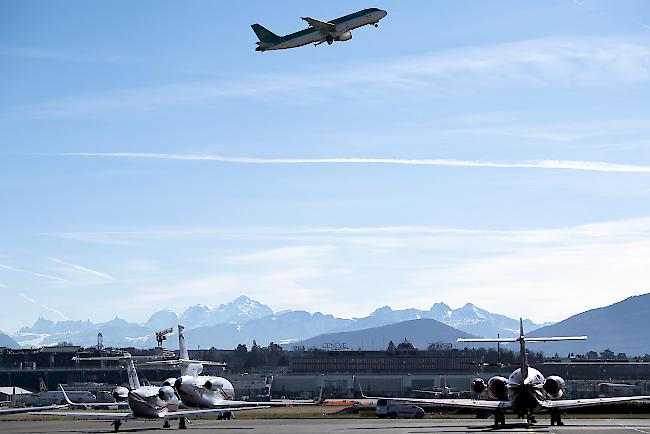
376,399 -> 425,419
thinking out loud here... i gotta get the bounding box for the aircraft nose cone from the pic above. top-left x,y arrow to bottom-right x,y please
379,10 -> 388,18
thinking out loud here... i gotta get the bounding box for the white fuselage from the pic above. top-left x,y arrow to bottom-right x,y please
266,10 -> 387,50
127,386 -> 179,419
505,367 -> 546,414
175,375 -> 236,408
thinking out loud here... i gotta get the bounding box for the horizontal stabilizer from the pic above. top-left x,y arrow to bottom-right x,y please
526,336 -> 587,342
458,336 -> 587,343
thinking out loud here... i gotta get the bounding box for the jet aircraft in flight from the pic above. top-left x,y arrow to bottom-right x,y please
362,320 -> 650,428
252,8 -> 387,51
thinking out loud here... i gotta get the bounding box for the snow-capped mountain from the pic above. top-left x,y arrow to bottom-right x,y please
178,296 -> 274,329
11,295 -> 549,349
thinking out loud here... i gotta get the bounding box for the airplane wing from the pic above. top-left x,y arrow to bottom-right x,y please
0,405 -> 67,415
29,410 -> 134,420
540,395 -> 650,410
58,384 -> 126,409
163,406 -> 270,419
359,385 -> 511,410
214,399 -> 303,406
368,396 -> 512,410
138,358 -> 225,367
301,17 -> 336,32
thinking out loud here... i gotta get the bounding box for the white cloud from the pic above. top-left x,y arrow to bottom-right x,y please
62,152 -> 650,173
120,217 -> 650,320
225,245 -> 336,265
0,282 -> 7,289
8,36 -> 649,119
49,257 -> 114,281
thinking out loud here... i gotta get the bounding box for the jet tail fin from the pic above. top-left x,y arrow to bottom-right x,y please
251,24 -> 282,43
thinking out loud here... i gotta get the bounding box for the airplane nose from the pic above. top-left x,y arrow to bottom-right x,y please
379,10 -> 388,18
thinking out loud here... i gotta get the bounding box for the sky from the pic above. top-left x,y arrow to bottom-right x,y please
1,0 -> 650,333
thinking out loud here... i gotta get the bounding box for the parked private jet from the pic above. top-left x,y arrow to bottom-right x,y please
31,352 -> 267,431
252,8 -> 387,51
0,386 -> 67,415
147,325 -> 321,409
361,320 -> 650,428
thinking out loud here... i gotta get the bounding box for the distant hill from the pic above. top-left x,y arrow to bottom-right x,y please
290,318 -> 476,350
529,293 -> 650,356
0,331 -> 20,348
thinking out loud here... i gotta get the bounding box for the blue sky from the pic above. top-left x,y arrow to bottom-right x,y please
1,0 -> 650,333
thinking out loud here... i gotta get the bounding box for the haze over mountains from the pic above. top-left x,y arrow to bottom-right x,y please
9,294 -> 650,355
12,295 -> 548,349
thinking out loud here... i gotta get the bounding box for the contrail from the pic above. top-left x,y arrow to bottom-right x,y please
17,292 -> 69,320
29,272 -> 71,283
61,152 -> 650,173
49,257 -> 114,281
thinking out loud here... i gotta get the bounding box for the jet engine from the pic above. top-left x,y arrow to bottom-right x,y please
162,378 -> 177,388
471,378 -> 486,394
335,31 -> 353,42
204,379 -> 218,390
487,376 -> 509,401
158,385 -> 176,401
174,377 -> 184,390
543,375 -> 566,398
112,386 -> 129,401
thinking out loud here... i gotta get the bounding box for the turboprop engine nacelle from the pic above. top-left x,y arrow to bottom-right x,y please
158,385 -> 176,401
543,375 -> 566,398
336,31 -> 352,41
471,378 -> 486,394
487,376 -> 509,401
112,386 -> 129,401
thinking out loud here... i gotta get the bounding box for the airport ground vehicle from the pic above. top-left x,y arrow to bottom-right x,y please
375,399 -> 424,419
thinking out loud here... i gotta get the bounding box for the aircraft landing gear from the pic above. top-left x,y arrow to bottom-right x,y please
374,23 -> 378,27
493,411 -> 506,429
550,412 -> 564,426
111,420 -> 122,432
179,417 -> 187,430
163,420 -> 171,428
525,410 -> 534,428
326,34 -> 333,45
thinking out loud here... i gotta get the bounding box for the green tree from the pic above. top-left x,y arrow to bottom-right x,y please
600,349 -> 615,360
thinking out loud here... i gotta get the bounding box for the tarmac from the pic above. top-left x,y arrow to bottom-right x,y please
2,418 -> 650,434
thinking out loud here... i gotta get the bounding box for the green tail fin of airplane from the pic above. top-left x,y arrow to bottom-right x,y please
251,24 -> 282,43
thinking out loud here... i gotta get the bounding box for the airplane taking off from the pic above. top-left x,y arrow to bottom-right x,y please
252,8 -> 387,51
362,319 -> 650,429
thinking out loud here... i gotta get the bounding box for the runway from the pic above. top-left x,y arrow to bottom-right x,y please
2,418 -> 650,434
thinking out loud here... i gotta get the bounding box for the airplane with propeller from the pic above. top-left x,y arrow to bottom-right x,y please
361,319 -> 650,428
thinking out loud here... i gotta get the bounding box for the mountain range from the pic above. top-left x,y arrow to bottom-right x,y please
11,295 -> 548,349
9,293 -> 650,355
